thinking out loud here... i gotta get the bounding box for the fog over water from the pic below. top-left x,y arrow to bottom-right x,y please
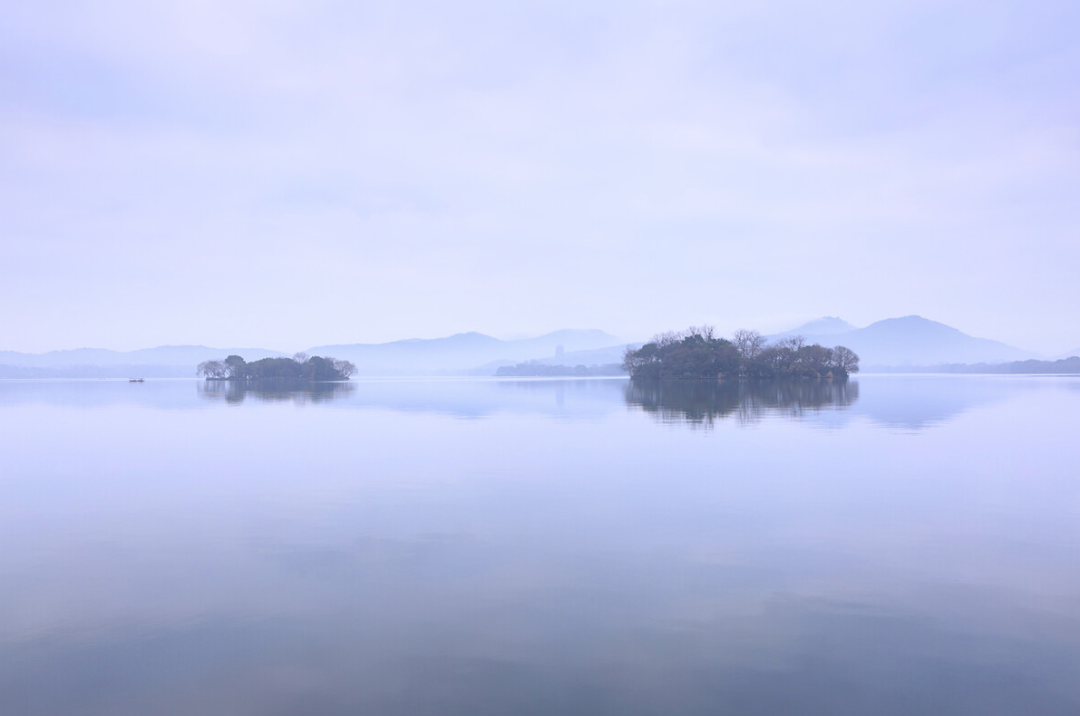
1,376 -> 1078,714
3,2 -> 1079,712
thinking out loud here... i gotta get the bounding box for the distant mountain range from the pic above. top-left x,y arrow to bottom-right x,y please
0,330 -> 627,378
0,318 -> 1063,378
0,346 -> 288,378
772,316 -> 1037,368
307,329 -> 623,375
472,344 -> 636,375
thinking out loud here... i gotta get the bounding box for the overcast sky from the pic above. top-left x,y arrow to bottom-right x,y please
2,1 -> 1077,354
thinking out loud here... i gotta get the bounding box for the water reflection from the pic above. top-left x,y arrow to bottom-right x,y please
0,376 -> 1070,432
625,379 -> 858,427
2,376 -> 1080,714
196,380 -> 356,404
849,375 -> 1007,430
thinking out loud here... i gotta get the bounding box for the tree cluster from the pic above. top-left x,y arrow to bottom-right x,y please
622,327 -> 859,381
198,353 -> 357,381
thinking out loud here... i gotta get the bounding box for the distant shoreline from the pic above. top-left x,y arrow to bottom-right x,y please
864,356 -> 1080,375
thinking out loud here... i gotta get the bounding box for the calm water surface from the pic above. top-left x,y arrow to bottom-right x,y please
1,376 -> 1079,715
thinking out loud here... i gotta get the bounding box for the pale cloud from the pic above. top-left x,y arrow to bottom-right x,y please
2,1 -> 1078,353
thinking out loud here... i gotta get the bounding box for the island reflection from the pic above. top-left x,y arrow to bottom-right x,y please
625,379 -> 858,427
197,380 -> 356,404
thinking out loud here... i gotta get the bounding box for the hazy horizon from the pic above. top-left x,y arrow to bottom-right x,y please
3,2 -> 1078,354
1,314 -> 1071,361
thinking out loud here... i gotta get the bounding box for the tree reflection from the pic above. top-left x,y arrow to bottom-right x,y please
625,379 -> 858,427
197,380 -> 356,405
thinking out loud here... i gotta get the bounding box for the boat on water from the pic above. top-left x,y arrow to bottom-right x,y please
129,378 -> 145,383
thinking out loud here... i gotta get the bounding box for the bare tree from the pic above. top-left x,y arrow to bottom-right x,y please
832,346 -> 859,373
197,360 -> 227,379
332,359 -> 358,378
732,329 -> 767,360
687,325 -> 716,341
780,335 -> 806,351
803,344 -> 833,372
293,352 -> 309,364
652,330 -> 686,348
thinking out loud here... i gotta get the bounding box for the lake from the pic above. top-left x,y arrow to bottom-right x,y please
1,375 -> 1079,715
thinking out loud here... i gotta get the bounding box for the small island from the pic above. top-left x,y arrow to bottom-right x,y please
622,327 -> 859,381
197,353 -> 357,381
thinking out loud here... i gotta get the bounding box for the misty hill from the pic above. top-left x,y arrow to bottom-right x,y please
0,332 -> 622,378
1059,347 -> 1080,360
775,317 -> 857,337
473,343 -> 638,375
0,345 -> 288,378
779,316 -> 1036,367
2,320 -> 1042,377
870,356 -> 1080,375
304,329 -> 623,375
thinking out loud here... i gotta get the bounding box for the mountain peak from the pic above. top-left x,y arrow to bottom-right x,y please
442,332 -> 499,343
768,315 -> 1035,366
781,317 -> 856,336
861,316 -> 964,337
840,316 -> 1034,366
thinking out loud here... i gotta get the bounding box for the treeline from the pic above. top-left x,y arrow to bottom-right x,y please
622,327 -> 859,380
872,356 -> 1080,375
495,363 -> 623,377
197,353 -> 357,381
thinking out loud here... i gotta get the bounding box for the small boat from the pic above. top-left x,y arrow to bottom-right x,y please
129,378 -> 145,383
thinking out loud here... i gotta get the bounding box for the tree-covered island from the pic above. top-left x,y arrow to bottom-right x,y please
622,327 -> 859,381
198,353 -> 357,381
